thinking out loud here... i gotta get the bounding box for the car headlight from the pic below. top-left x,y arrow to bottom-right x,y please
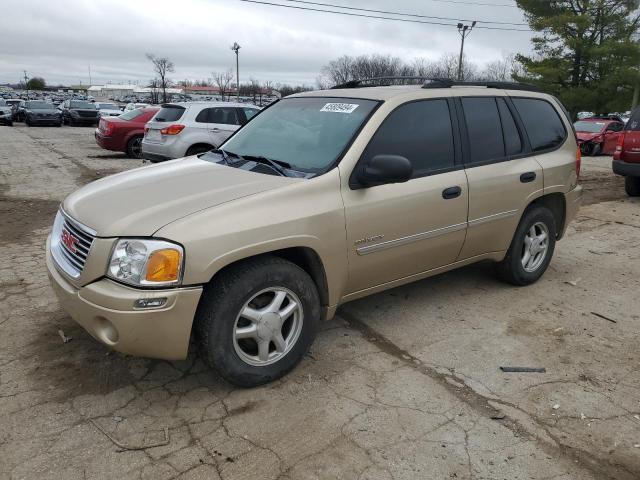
107,239 -> 184,287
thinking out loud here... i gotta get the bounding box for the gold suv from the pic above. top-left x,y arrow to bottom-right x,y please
47,80 -> 582,386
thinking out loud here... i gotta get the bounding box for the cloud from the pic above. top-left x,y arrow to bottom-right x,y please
0,0 -> 532,86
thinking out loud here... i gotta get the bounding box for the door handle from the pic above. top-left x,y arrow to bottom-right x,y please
442,186 -> 462,199
520,172 -> 536,183
210,128 -> 220,132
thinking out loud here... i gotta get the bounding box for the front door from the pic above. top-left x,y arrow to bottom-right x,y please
340,98 -> 468,295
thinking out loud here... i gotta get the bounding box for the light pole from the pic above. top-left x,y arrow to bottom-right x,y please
457,21 -> 476,81
23,71 -> 29,100
231,42 -> 241,101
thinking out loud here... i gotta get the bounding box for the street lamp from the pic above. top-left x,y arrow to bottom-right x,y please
457,21 -> 476,81
231,42 -> 241,101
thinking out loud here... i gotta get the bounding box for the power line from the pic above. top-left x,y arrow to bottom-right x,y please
282,0 -> 527,26
236,0 -> 531,31
421,0 -> 518,7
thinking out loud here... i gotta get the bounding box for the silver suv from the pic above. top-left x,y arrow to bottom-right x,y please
141,102 -> 260,162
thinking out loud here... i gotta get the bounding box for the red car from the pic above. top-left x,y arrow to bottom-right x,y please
613,109 -> 640,196
574,117 -> 624,156
95,107 -> 159,158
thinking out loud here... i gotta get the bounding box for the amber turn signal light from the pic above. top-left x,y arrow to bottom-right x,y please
145,249 -> 181,282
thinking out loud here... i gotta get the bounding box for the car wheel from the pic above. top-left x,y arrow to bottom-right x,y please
7,121 -> 13,127
25,118 -> 31,126
195,255 -> 321,387
126,136 -> 143,158
592,143 -> 602,156
580,143 -> 594,156
496,205 -> 556,286
625,176 -> 640,196
186,145 -> 214,156
56,121 -> 62,127
69,118 -> 76,126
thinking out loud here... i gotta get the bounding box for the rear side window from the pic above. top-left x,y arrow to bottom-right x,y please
512,98 -> 566,151
461,97 -> 504,163
208,107 -> 240,125
154,105 -> 185,122
363,99 -> 454,176
243,107 -> 259,121
626,109 -> 640,131
497,98 -> 523,156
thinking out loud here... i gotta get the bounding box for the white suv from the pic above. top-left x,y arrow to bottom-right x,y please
142,102 -> 260,162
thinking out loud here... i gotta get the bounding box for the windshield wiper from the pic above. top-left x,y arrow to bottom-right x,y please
237,154 -> 291,177
211,148 -> 232,165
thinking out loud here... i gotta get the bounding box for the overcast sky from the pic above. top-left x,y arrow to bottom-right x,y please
0,0 -> 532,87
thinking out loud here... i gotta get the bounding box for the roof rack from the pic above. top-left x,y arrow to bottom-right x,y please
331,76 -> 541,92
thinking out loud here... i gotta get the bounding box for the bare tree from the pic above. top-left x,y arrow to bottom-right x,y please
148,78 -> 160,104
146,53 -> 174,103
213,69 -> 234,101
480,53 -> 522,82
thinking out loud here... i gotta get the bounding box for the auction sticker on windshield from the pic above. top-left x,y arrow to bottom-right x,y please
320,103 -> 359,113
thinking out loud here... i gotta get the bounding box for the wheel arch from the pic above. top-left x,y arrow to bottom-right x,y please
203,247 -> 330,315
526,192 -> 566,239
186,143 -> 215,155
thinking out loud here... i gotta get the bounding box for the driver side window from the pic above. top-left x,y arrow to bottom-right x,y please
361,99 -> 455,178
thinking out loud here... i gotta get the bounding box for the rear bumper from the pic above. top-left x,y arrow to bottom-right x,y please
94,130 -> 122,152
612,159 -> 640,177
563,185 -> 583,237
142,151 -> 173,162
46,236 -> 203,360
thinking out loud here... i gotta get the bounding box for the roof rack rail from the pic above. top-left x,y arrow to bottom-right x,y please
331,77 -> 451,89
330,77 -> 541,92
422,80 -> 541,92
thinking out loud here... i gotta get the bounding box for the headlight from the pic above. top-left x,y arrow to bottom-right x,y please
108,239 -> 183,287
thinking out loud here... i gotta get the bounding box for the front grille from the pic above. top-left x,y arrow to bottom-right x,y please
51,211 -> 96,278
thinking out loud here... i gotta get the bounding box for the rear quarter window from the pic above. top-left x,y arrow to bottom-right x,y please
512,98 -> 566,152
626,109 -> 640,131
154,105 -> 185,122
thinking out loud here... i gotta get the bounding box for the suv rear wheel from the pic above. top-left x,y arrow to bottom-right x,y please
496,205 -> 556,286
625,176 -> 640,196
195,256 -> 321,387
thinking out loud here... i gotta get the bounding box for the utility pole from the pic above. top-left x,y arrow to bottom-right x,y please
88,64 -> 92,85
231,42 -> 241,101
457,21 -> 476,81
23,70 -> 29,100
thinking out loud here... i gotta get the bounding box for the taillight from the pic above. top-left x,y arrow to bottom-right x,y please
613,131 -> 625,160
144,126 -> 149,135
103,121 -> 115,136
160,124 -> 185,135
576,146 -> 581,180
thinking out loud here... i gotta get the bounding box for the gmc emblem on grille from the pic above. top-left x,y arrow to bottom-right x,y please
61,228 -> 79,253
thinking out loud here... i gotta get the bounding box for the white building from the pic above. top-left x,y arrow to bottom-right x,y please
87,84 -> 184,99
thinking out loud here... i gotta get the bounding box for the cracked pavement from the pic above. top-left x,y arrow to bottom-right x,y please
1,124 -> 639,479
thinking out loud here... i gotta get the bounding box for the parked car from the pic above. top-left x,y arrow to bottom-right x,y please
46,82 -> 582,387
10,100 -> 26,121
59,100 -> 99,126
95,107 -> 159,158
141,102 -> 260,162
95,102 -> 122,118
0,99 -> 13,126
613,107 -> 640,196
574,118 -> 624,155
123,102 -> 149,113
23,100 -> 62,127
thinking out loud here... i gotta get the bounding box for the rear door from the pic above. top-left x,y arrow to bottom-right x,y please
206,107 -> 241,146
457,96 -> 544,259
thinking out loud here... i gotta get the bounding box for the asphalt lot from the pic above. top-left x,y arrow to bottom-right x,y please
1,123 -> 639,480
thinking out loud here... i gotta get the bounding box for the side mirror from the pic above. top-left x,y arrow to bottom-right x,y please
352,154 -> 413,189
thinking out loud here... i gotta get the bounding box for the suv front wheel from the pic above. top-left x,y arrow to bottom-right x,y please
195,256 -> 321,387
496,205 -> 557,286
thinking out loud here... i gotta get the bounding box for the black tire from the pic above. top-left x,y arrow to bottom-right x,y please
7,121 -> 13,127
25,118 -> 31,126
56,121 -> 62,127
580,143 -> 593,156
186,145 -> 214,156
592,143 -> 602,156
625,176 -> 640,196
126,136 -> 143,158
496,205 -> 557,286
69,118 -> 76,126
194,255 -> 321,387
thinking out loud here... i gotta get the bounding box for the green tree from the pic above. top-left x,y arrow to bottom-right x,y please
26,77 -> 46,90
515,0 -> 640,116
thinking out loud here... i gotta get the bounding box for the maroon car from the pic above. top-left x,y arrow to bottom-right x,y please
613,108 -> 640,196
574,117 -> 624,156
95,107 -> 159,158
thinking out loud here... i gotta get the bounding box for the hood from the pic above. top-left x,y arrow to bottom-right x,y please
63,157 -> 297,237
576,131 -> 602,142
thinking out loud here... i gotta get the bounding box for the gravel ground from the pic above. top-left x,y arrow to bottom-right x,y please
1,123 -> 639,480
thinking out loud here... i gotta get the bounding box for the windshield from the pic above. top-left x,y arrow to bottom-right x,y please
574,121 -> 605,133
97,103 -> 118,109
119,109 -> 146,121
26,101 -> 52,109
221,97 -> 379,173
70,101 -> 95,109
